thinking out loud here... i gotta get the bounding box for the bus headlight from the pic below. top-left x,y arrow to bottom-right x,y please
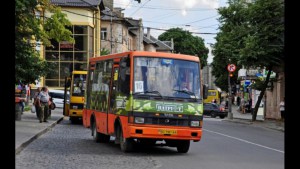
191,121 -> 200,127
134,117 -> 145,124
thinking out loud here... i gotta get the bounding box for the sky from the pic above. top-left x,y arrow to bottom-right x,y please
113,0 -> 228,64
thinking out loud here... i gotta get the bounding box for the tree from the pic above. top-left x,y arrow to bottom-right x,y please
212,0 -> 284,121
158,28 -> 209,68
211,0 -> 248,91
15,0 -> 74,84
240,0 -> 284,121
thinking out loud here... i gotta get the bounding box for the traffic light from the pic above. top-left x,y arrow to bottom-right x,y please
229,73 -> 233,77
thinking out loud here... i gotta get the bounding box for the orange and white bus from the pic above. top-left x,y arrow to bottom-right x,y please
83,51 -> 206,153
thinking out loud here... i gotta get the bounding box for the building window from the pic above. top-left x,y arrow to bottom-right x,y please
45,25 -> 93,88
101,28 -> 107,40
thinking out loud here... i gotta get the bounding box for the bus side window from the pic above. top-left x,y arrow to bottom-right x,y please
118,57 -> 130,95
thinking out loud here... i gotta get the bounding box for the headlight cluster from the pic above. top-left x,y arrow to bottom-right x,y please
190,121 -> 200,127
134,117 -> 145,124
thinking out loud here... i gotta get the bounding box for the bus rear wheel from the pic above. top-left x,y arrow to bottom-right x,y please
177,140 -> 190,153
119,127 -> 134,152
92,121 -> 101,143
92,120 -> 110,143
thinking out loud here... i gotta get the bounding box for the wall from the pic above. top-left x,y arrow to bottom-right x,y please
144,44 -> 156,52
101,20 -> 137,53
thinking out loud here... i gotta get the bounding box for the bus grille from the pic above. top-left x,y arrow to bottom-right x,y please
144,117 -> 189,126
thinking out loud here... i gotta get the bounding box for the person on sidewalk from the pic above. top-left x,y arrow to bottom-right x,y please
241,97 -> 245,113
33,87 -> 41,118
37,86 -> 50,123
237,96 -> 241,107
280,98 -> 285,121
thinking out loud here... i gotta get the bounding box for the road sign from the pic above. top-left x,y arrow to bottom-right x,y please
227,64 -> 236,72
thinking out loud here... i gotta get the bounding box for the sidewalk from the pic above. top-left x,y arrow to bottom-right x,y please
15,106 -> 64,154
223,104 -> 284,132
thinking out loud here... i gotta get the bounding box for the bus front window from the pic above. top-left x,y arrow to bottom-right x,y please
72,74 -> 86,96
134,57 -> 201,99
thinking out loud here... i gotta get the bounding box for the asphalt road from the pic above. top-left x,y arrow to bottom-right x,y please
15,117 -> 284,169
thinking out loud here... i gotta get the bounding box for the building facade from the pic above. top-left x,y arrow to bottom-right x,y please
40,0 -> 105,89
202,64 -> 217,90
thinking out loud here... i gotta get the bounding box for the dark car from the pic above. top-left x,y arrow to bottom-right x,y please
203,103 -> 228,119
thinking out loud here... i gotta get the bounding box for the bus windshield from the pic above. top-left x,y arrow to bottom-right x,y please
72,74 -> 86,96
134,57 -> 201,99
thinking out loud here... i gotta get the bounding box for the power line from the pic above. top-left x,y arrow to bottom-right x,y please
129,0 -> 151,17
114,2 -> 217,11
124,0 -> 134,10
145,26 -> 217,35
185,15 -> 219,25
143,20 -> 183,26
60,9 -> 218,35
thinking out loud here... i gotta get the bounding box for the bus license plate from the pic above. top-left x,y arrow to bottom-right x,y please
158,129 -> 177,135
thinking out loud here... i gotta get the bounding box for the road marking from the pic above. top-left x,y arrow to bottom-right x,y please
203,129 -> 284,154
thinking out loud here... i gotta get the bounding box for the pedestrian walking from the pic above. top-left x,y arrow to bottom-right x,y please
280,98 -> 285,121
248,98 -> 252,113
36,86 -> 50,123
33,87 -> 41,118
19,83 -> 27,114
241,97 -> 245,113
237,96 -> 241,106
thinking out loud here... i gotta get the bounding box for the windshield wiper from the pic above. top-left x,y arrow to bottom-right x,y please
134,90 -> 163,98
173,90 -> 198,101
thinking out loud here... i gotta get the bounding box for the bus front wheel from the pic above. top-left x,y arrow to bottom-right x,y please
119,127 -> 134,152
177,140 -> 190,153
92,121 -> 101,143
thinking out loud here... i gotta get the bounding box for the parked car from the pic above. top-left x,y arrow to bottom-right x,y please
203,103 -> 228,119
48,89 -> 69,108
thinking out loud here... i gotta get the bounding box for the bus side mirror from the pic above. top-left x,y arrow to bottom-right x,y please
203,85 -> 208,99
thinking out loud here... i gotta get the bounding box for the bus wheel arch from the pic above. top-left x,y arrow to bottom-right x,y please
114,117 -> 134,152
114,118 -> 122,144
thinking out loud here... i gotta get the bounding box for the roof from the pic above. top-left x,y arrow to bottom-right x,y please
143,36 -> 159,47
51,0 -> 105,9
144,34 -> 173,51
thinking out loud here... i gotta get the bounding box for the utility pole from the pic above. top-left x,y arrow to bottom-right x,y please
227,72 -> 233,119
227,63 -> 236,120
110,10 -> 113,54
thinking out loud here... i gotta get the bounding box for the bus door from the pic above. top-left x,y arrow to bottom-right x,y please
63,77 -> 71,116
107,59 -> 120,135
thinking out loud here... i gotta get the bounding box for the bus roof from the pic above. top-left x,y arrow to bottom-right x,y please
90,51 -> 200,62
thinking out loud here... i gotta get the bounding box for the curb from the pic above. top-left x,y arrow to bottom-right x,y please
222,119 -> 253,125
223,119 -> 284,132
15,116 -> 64,155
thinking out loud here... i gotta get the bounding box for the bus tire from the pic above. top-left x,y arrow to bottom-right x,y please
119,127 -> 133,152
177,140 -> 190,153
92,119 -> 110,143
92,120 -> 101,143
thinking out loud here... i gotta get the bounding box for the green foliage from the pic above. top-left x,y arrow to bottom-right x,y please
15,0 -> 74,84
212,0 -> 283,91
100,48 -> 111,56
212,0 -> 284,121
158,28 -> 209,68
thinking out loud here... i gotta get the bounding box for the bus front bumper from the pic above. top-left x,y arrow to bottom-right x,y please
127,124 -> 202,141
69,109 -> 83,117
